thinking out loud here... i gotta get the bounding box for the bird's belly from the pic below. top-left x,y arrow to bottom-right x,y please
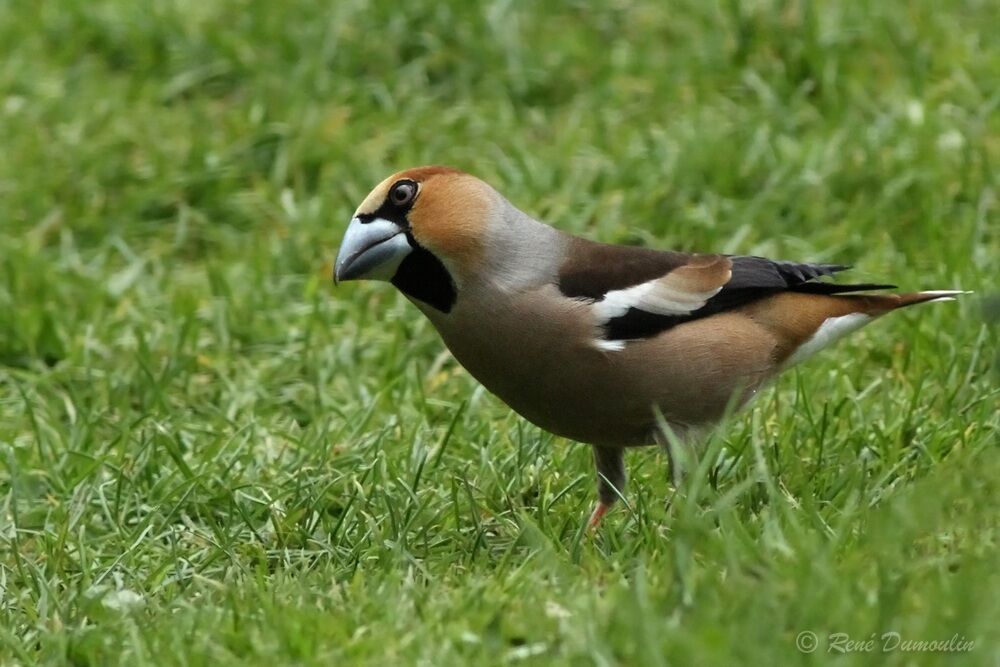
425,296 -> 778,448
437,330 -> 770,448
451,351 -> 656,446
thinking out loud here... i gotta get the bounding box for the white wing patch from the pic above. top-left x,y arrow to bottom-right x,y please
593,339 -> 626,352
786,313 -> 872,366
588,255 -> 733,352
593,278 -> 724,323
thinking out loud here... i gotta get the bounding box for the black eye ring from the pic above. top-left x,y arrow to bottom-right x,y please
388,180 -> 417,207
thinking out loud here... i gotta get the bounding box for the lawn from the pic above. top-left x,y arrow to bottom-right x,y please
1,0 -> 998,664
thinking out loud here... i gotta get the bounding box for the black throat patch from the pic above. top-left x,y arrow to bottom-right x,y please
391,233 -> 457,314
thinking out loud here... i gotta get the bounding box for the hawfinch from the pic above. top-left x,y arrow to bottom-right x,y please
334,166 -> 962,527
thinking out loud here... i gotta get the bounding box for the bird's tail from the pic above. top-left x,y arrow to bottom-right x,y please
773,289 -> 969,367
862,290 -> 971,314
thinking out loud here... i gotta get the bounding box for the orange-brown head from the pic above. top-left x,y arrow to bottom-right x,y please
335,166 -> 493,313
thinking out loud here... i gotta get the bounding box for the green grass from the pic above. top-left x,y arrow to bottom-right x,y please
1,0 -> 998,664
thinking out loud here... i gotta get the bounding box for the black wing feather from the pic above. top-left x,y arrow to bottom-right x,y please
604,255 -> 894,341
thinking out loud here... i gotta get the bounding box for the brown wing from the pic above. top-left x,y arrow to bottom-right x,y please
557,238 -> 893,342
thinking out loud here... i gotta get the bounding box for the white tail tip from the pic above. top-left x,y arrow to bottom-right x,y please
919,290 -> 972,302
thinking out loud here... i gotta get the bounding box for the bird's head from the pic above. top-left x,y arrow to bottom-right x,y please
334,166 -> 493,313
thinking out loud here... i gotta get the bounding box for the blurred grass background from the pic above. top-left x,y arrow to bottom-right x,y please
1,0 -> 998,664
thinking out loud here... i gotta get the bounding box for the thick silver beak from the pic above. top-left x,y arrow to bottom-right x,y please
334,217 -> 412,283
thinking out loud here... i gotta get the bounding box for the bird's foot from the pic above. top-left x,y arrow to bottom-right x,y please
587,502 -> 611,529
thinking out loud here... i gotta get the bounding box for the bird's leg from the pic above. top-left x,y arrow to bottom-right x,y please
654,427 -> 688,514
653,425 -> 686,488
662,437 -> 683,488
589,446 -> 626,528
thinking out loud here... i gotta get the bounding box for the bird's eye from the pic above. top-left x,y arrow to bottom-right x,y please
389,180 -> 417,206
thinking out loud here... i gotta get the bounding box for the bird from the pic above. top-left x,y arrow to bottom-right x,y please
333,165 -> 964,528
